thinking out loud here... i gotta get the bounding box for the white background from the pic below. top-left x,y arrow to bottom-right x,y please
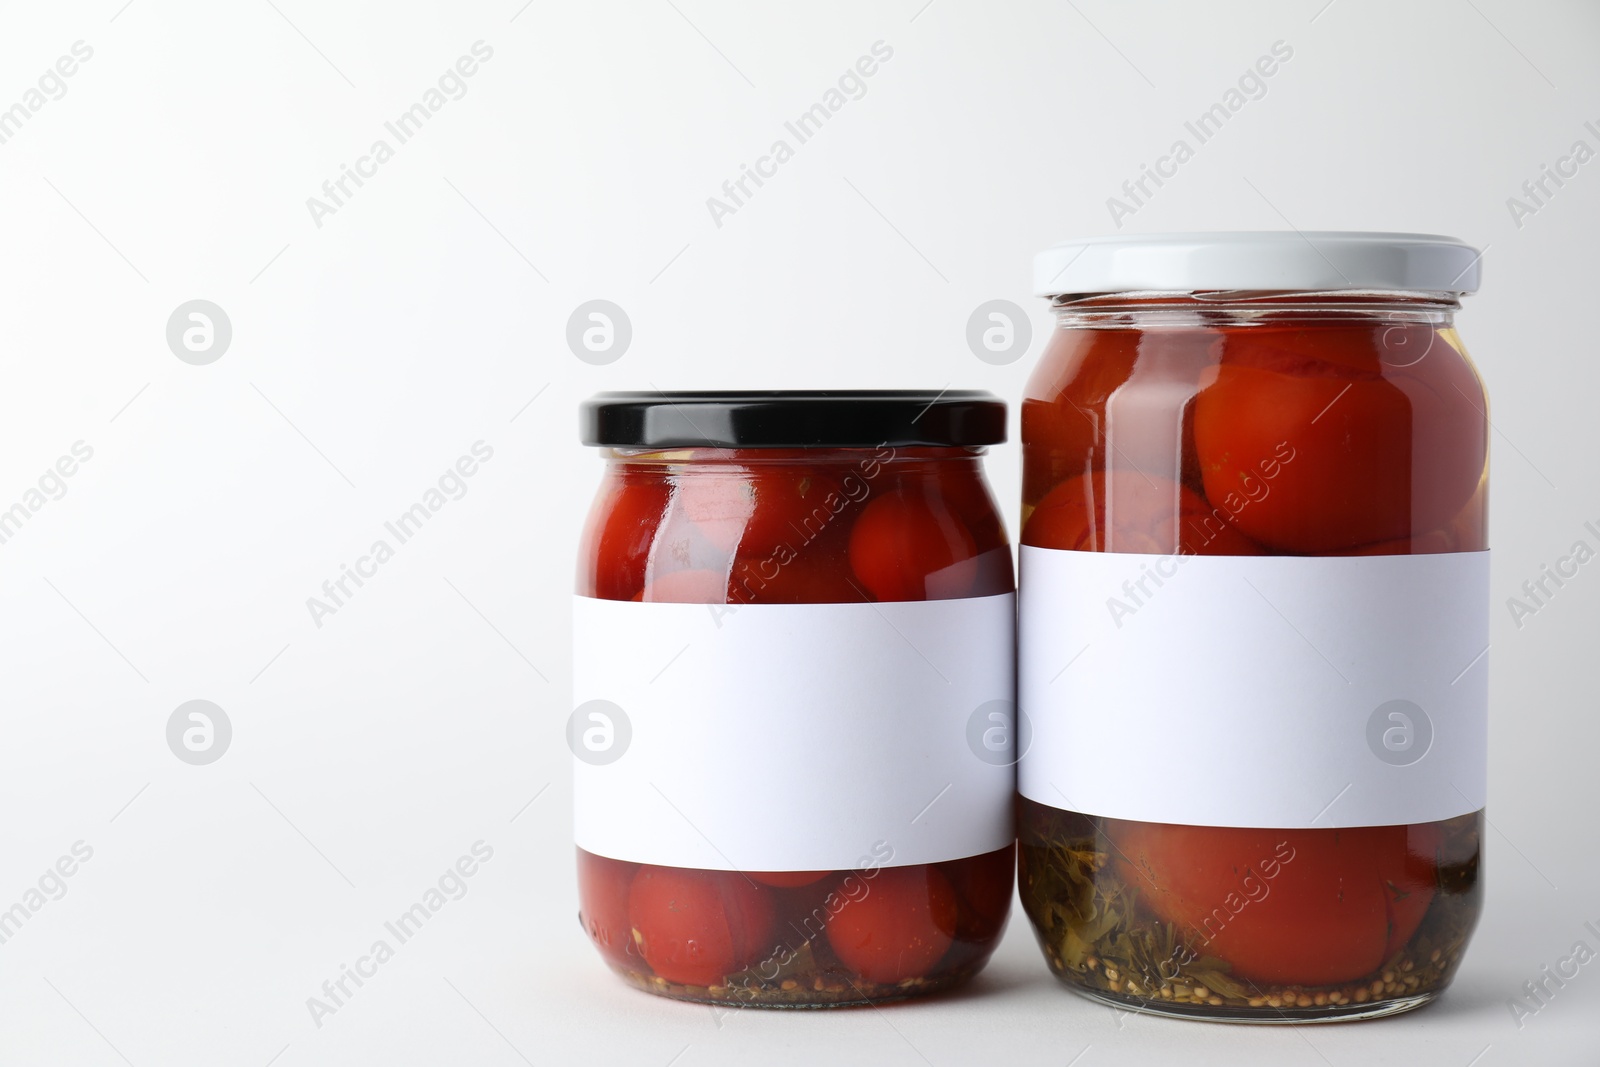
0,1 -> 1596,1065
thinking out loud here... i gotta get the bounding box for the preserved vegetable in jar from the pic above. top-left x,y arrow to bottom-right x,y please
1017,233 -> 1488,1021
573,391 -> 1017,1006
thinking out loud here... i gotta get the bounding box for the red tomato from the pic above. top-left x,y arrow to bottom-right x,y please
935,459 -> 1010,556
848,490 -> 978,601
1023,471 -> 1260,556
1333,529 -> 1458,556
931,465 -> 1017,599
635,569 -> 729,603
747,467 -> 852,555
1337,476 -> 1488,556
729,551 -> 869,604
1192,325 -> 1486,554
628,867 -> 775,987
1384,823 -> 1442,960
1108,821 -> 1439,986
578,475 -> 668,601
673,466 -> 845,556
671,472 -> 757,554
1021,396 -> 1097,492
1021,328 -> 1142,491
940,846 -> 1014,942
576,850 -> 639,967
747,870 -> 831,888
659,464 -> 875,604
826,865 -> 958,984
726,501 -> 870,604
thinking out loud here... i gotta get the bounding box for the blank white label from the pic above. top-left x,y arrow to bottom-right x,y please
572,592 -> 1016,871
1019,548 -> 1488,829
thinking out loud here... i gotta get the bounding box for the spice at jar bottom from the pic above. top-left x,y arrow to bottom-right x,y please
1018,802 -> 1482,1020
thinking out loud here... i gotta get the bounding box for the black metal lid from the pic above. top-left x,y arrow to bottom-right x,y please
581,390 -> 1006,448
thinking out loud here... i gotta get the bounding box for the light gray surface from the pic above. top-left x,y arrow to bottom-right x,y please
0,1 -> 1596,1064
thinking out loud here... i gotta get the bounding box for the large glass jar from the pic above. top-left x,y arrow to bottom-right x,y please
1016,234 -> 1488,1021
573,391 -> 1017,1007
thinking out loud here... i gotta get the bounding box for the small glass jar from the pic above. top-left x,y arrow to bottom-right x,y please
1016,234 -> 1488,1021
573,391 -> 1017,1006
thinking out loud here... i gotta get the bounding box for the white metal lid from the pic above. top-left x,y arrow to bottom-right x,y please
1034,231 -> 1482,297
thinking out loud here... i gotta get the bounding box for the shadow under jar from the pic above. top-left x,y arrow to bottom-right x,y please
1015,234 -> 1488,1022
573,391 -> 1017,1007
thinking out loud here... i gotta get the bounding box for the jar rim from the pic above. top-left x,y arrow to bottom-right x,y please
1046,289 -> 1462,323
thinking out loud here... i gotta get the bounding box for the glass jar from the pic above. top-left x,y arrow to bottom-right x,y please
573,391 -> 1017,1006
1016,233 -> 1488,1021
